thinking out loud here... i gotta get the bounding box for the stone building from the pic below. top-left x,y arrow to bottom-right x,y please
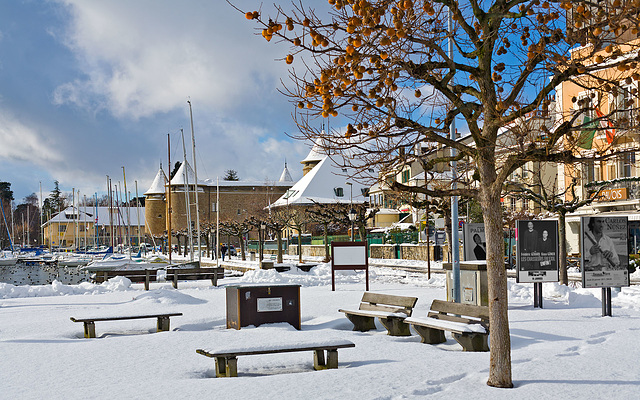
144,162 -> 294,240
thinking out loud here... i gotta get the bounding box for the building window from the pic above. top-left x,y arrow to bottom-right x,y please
620,152 -> 635,178
401,169 -> 410,183
510,197 -> 517,210
58,225 -> 66,233
334,187 -> 344,197
613,83 -> 636,128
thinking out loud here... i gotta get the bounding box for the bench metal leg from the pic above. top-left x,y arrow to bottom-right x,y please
157,316 -> 171,332
314,349 -> 339,370
379,317 -> 412,336
345,314 -> 376,332
313,349 -> 326,370
215,357 -> 237,377
411,325 -> 446,344
83,321 -> 96,338
144,270 -> 150,291
326,349 -> 338,369
452,332 -> 489,352
172,275 -> 178,289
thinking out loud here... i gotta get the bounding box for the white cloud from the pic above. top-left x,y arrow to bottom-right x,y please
52,0 -> 290,120
0,109 -> 64,165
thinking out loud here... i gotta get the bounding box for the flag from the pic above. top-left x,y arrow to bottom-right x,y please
595,107 -> 616,144
578,114 -> 597,149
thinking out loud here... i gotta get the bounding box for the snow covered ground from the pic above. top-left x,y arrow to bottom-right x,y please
1,259 -> 640,399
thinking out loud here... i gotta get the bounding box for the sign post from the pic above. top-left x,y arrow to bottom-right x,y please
331,241 -> 369,291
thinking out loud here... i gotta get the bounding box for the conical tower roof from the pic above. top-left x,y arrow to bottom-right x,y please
279,162 -> 293,182
169,161 -> 207,186
301,136 -> 326,163
144,168 -> 167,195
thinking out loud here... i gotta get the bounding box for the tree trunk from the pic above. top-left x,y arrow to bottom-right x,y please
239,233 -> 246,261
298,228 -> 303,264
480,180 -> 513,388
323,223 -> 330,262
558,211 -> 568,285
276,230 -> 284,263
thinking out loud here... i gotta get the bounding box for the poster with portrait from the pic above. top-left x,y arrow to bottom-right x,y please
516,220 -> 559,283
463,223 -> 486,261
580,216 -> 630,288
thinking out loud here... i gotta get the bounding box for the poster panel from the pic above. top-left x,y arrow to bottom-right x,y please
516,220 -> 559,283
581,216 -> 630,288
463,223 -> 486,261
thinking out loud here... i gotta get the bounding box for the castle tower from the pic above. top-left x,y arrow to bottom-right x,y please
301,137 -> 325,176
143,167 -> 168,237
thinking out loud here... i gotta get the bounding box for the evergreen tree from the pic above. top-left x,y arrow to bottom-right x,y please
223,169 -> 240,181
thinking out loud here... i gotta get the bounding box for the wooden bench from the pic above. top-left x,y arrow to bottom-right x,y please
164,267 -> 224,288
70,313 -> 183,338
196,340 -> 355,377
92,269 -> 158,290
338,292 -> 418,336
405,299 -> 490,352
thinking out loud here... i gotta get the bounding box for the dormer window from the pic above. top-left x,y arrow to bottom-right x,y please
283,189 -> 298,199
334,187 -> 344,197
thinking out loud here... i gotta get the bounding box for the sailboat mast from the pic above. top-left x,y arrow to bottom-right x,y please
122,167 -> 131,256
188,100 -> 201,262
135,181 -> 141,252
180,129 -> 194,260
167,133 -> 172,262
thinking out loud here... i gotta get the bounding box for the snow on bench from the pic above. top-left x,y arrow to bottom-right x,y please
70,313 -> 183,338
196,339 -> 355,377
406,299 -> 489,351
338,292 -> 418,336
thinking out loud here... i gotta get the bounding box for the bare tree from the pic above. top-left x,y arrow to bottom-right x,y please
241,0 -> 640,387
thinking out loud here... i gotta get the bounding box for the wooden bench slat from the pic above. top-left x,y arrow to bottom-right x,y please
197,341 -> 355,358
338,308 -> 409,319
430,299 -> 490,320
362,292 -> 418,308
358,303 -> 412,315
70,313 -> 183,323
405,317 -> 487,334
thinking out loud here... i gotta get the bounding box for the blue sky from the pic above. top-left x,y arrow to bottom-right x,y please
0,0 -> 314,204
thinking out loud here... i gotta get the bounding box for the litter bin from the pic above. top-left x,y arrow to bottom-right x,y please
226,284 -> 301,330
250,251 -> 256,261
443,261 -> 488,306
260,260 -> 274,269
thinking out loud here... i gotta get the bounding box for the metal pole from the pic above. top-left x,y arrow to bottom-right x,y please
180,129 -> 194,261
167,134 -> 172,262
216,177 -> 220,267
188,100 -> 201,262
135,181 -> 141,251
448,7 -> 460,303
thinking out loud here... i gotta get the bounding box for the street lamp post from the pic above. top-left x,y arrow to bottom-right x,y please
259,222 -> 266,267
346,182 -> 355,241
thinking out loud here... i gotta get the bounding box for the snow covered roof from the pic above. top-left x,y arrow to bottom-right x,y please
270,156 -> 369,207
43,206 -> 145,227
169,161 -> 208,186
144,168 -> 167,195
301,137 -> 326,163
279,162 -> 293,182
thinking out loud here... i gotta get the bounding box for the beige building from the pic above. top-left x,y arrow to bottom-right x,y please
42,206 -> 145,249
